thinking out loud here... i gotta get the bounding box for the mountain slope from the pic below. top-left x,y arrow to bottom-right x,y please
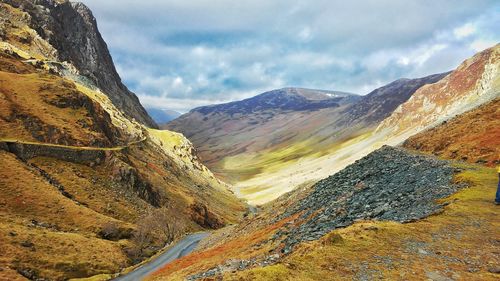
149,147 -> 499,281
403,98 -> 500,166
166,74 -> 446,204
0,0 -> 157,128
0,2 -> 245,280
165,87 -> 359,172
377,44 -> 499,141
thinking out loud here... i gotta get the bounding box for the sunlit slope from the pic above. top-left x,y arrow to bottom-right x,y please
167,75 -> 447,204
0,2 -> 245,280
377,43 -> 500,141
404,98 -> 500,166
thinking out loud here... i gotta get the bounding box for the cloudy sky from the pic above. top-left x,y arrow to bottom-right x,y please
80,0 -> 499,113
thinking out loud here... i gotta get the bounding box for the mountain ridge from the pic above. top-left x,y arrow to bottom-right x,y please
165,72 -> 449,204
0,0 -> 157,128
184,87 -> 359,116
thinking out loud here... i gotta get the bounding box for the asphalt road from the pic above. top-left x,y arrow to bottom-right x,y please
114,232 -> 209,281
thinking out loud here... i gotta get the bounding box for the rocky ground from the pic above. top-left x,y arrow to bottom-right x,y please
168,146 -> 472,280
276,146 -> 465,253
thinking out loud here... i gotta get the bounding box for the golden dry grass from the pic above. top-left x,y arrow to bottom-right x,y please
0,151 -> 130,280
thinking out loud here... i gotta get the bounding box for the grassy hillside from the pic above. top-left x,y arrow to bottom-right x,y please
0,4 -> 246,279
404,98 -> 500,166
0,53 -> 124,147
223,165 -> 499,281
148,151 -> 500,281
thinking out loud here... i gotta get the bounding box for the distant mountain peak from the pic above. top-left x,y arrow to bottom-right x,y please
191,87 -> 359,115
278,87 -> 356,100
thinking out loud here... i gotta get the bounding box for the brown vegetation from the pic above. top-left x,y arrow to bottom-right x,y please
404,98 -> 500,166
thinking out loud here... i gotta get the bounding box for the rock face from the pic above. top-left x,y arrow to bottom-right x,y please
1,0 -> 157,128
275,146 -> 464,253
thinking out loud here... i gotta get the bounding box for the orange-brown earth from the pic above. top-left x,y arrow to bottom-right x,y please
149,159 -> 500,281
404,98 -> 500,166
0,6 -> 245,280
0,52 -> 123,147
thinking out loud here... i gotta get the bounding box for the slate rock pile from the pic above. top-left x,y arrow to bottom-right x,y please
276,146 -> 465,253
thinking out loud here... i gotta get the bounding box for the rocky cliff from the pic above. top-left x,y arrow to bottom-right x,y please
0,0 -> 157,128
0,2 -> 245,280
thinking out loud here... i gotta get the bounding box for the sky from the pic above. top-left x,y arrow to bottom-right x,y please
80,0 -> 500,113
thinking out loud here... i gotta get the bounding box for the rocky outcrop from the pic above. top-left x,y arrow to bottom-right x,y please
2,0 -> 157,128
274,146 -> 464,253
190,202 -> 225,229
1,141 -> 106,164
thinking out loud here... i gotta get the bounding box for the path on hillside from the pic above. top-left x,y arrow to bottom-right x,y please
114,233 -> 209,281
0,137 -> 146,151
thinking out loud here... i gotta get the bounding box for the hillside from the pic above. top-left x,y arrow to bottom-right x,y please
403,98 -> 499,166
165,74 -> 446,204
149,146 -> 500,280
0,0 -> 157,127
0,1 -> 245,280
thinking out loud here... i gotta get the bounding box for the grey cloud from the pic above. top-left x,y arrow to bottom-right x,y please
80,0 -> 499,112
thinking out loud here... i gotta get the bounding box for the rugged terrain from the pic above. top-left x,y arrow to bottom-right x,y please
404,98 -> 500,166
0,1 -> 245,280
149,146 -> 499,281
166,75 -> 446,204
0,0 -> 156,127
147,45 -> 499,280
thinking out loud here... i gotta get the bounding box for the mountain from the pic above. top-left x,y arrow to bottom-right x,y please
165,74 -> 446,204
149,145 -> 500,280
147,46 -> 500,281
0,1 -> 245,280
146,107 -> 182,125
189,88 -> 359,115
377,44 -> 499,143
0,0 -> 157,128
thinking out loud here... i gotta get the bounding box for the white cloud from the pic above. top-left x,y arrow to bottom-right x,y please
79,0 -> 499,111
453,23 -> 476,39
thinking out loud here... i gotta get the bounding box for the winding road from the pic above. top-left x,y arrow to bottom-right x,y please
113,232 -> 209,281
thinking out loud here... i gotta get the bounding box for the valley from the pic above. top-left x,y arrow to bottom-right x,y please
0,1 -> 498,281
